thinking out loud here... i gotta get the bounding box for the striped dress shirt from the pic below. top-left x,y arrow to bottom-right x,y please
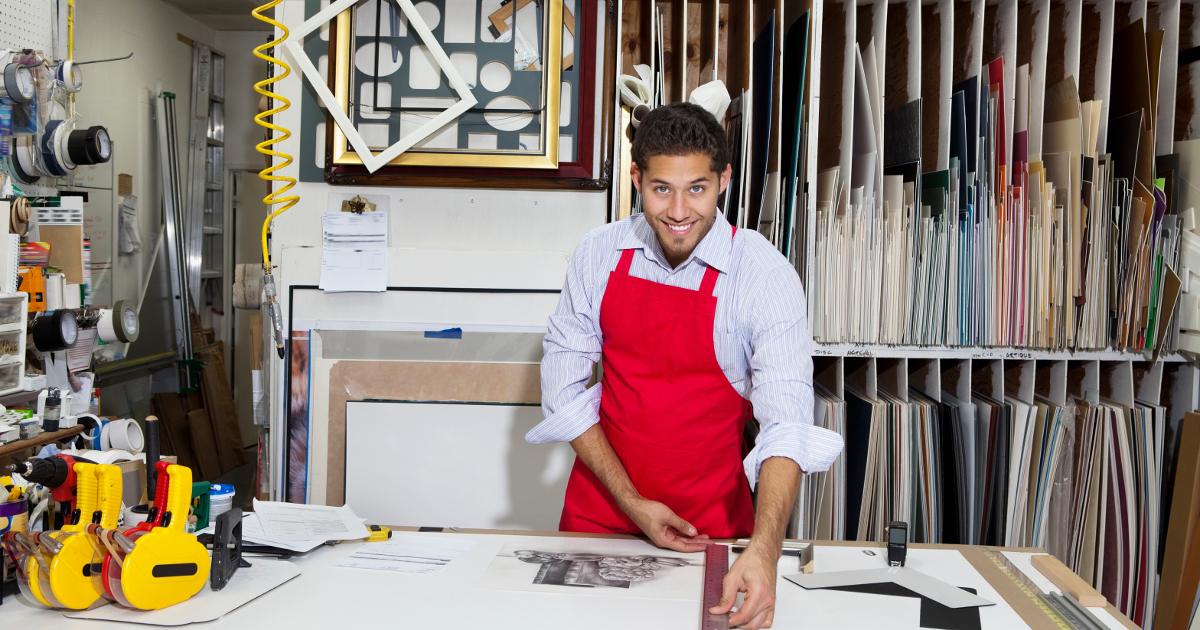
527,211 -> 844,486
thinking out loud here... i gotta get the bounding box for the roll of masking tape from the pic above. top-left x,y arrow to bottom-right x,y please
107,419 -> 144,453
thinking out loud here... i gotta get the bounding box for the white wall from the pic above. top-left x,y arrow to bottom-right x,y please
214,30 -> 273,170
265,0 -> 608,501
74,0 -> 216,319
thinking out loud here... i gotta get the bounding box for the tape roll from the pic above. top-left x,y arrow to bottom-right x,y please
97,300 -> 139,343
10,196 -> 29,236
40,120 -> 68,177
30,309 -> 78,352
67,126 -> 111,166
1,63 -> 34,103
107,420 -> 144,453
12,135 -> 40,184
86,126 -> 111,163
56,60 -> 82,93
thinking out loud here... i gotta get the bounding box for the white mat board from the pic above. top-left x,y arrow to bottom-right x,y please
345,401 -> 573,530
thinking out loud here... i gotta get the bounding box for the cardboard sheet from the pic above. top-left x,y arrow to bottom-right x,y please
64,560 -> 301,626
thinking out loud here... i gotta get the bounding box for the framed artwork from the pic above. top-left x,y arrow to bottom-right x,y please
310,0 -> 615,189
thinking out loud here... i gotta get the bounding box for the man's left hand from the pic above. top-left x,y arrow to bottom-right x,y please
709,543 -> 778,629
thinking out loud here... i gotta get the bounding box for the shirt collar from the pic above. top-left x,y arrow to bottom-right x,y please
617,211 -> 734,273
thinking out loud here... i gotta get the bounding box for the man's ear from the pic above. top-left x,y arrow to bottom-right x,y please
631,162 -> 643,193
718,163 -> 733,194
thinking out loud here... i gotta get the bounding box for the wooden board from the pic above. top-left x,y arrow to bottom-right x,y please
186,407 -> 222,482
152,393 -> 199,473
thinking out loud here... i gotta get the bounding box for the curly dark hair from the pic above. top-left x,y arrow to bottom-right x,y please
631,102 -> 729,174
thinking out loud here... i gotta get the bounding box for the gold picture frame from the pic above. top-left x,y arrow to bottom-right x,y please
328,0 -> 563,169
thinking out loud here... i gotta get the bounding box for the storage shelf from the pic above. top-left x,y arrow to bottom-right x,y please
206,138 -> 224,147
0,425 -> 85,459
811,343 -> 1187,363
203,226 -> 222,235
201,270 -> 223,279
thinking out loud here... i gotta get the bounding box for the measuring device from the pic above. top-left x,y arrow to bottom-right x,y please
700,543 -> 730,630
980,548 -> 1107,630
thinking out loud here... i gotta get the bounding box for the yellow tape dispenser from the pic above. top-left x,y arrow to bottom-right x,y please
107,464 -> 209,610
39,462 -> 122,610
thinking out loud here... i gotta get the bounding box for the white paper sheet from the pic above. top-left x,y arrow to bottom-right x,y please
476,538 -> 703,601
64,560 -> 301,626
783,567 -> 995,608
252,499 -> 371,542
333,534 -> 476,574
319,211 -> 387,293
195,513 -> 329,554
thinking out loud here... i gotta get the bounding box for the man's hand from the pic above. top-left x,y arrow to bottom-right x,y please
620,496 -> 710,552
710,543 -> 778,629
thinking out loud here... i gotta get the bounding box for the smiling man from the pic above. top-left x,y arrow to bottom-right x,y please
527,102 -> 843,629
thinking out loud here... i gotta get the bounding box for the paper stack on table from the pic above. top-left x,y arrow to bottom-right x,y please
198,500 -> 372,553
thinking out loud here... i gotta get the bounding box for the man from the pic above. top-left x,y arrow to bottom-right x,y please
527,103 -> 843,629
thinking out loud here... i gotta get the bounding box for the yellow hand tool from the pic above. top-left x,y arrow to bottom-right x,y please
107,464 -> 210,610
40,462 -> 121,609
366,525 -> 392,542
1,475 -> 21,501
3,531 -> 57,608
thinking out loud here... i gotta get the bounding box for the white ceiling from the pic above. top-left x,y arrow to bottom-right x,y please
160,0 -> 273,31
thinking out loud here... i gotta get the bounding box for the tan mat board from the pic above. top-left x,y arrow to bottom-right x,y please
325,360 -> 542,505
957,546 -> 1062,630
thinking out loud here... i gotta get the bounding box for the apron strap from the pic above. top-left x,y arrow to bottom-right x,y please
615,248 -> 636,274
698,226 -> 736,296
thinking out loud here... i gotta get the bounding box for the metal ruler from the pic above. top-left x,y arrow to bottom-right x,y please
980,549 -> 1107,630
700,543 -> 730,630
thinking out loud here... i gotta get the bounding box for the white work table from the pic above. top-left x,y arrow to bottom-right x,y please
0,529 -> 1142,629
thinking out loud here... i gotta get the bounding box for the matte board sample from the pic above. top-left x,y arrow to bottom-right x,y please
477,538 -> 703,600
345,401 -> 571,530
830,583 -> 983,630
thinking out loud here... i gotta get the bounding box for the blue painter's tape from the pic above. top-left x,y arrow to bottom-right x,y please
424,327 -> 463,339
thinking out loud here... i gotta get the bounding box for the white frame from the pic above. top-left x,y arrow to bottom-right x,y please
283,0 -> 479,173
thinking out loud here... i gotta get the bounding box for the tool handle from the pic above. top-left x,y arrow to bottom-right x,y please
151,460 -> 172,524
95,464 -> 122,529
145,416 -> 160,500
68,462 -> 97,533
163,464 -> 192,532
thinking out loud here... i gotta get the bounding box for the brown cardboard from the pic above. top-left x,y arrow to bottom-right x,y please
1154,413 -> 1200,630
39,225 -> 85,285
325,361 -> 542,505
117,174 -> 133,197
116,459 -> 147,508
250,314 -> 263,371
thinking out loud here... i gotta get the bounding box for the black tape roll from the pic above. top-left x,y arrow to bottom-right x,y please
86,126 -> 111,163
31,309 -> 78,352
67,128 -> 94,165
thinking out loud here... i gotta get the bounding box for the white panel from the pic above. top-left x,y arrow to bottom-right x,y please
0,0 -> 53,52
345,401 -> 572,530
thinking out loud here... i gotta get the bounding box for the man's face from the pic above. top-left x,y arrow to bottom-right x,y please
632,153 -> 733,268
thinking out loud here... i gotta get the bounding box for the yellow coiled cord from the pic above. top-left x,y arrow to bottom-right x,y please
252,0 -> 295,358
251,0 -> 298,273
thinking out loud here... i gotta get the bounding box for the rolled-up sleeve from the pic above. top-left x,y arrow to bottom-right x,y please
527,236 -> 604,444
743,266 -> 844,486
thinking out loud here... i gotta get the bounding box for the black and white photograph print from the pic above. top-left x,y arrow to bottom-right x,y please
514,550 -> 694,588
477,539 -> 705,601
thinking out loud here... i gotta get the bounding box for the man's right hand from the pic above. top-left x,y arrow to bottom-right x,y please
621,496 -> 710,552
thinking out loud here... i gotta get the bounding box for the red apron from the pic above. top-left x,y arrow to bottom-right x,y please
559,228 -> 756,539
